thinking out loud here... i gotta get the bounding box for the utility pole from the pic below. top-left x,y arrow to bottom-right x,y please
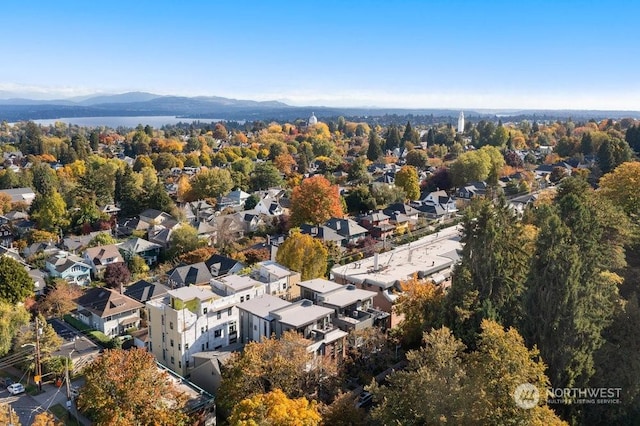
34,316 -> 43,392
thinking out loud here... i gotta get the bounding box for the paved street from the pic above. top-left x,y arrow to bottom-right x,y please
0,387 -> 46,425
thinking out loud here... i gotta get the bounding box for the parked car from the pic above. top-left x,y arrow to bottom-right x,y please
7,383 -> 25,395
356,391 -> 374,409
1,377 -> 14,386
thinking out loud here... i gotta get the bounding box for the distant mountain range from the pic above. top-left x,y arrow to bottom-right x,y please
0,91 -> 639,123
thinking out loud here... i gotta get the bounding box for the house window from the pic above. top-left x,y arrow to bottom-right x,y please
246,295 -> 250,301
178,343 -> 181,351
214,330 -> 222,338
185,343 -> 189,350
240,296 -> 244,302
217,311 -> 221,320
228,308 -> 232,316
161,315 -> 165,325
206,342 -> 209,349
169,322 -> 173,330
170,339 -> 174,347
162,349 -> 166,360
201,344 -> 205,351
171,356 -> 174,364
186,360 -> 190,368
178,361 -> 182,368
253,325 -> 257,331
201,327 -> 205,334
203,307 -> 208,314
263,322 -> 267,336
162,333 -> 165,342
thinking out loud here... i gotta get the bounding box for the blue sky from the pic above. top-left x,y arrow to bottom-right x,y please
1,0 -> 639,109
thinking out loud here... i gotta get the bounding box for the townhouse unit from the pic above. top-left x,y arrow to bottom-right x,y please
147,282 -> 266,376
237,294 -> 348,361
251,260 -> 301,300
297,278 -> 382,332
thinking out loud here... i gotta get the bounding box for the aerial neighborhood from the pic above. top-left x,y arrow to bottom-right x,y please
0,111 -> 638,426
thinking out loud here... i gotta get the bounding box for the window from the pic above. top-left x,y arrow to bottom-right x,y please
240,296 -> 244,302
206,342 -> 209,349
203,307 -> 208,314
170,339 -> 174,347
162,333 -> 165,342
229,322 -> 237,333
162,349 -> 166,360
253,324 -> 257,331
263,322 -> 267,335
178,343 -> 181,351
186,360 -> 189,368
201,344 -> 205,351
185,343 -> 189,350
161,315 -> 164,325
178,361 -> 182,368
217,311 -> 221,320
171,356 -> 174,364
246,295 -> 250,301
214,329 -> 222,338
228,308 -> 232,316
201,327 -> 205,334
169,322 -> 173,330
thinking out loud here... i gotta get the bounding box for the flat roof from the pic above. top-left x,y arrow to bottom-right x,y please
218,274 -> 262,291
331,224 -> 462,288
321,285 -> 377,308
236,294 -> 291,319
168,286 -> 217,302
298,278 -> 342,294
271,300 -> 334,328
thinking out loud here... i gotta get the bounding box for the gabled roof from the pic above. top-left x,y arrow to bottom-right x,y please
75,287 -> 143,318
205,254 -> 245,277
46,251 -> 91,273
118,238 -> 161,254
383,203 -> 421,217
84,244 -> 123,264
124,280 -> 169,303
168,262 -> 213,287
299,224 -> 344,243
325,218 -> 368,238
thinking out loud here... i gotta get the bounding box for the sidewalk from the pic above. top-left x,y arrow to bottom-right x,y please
30,381 -> 92,426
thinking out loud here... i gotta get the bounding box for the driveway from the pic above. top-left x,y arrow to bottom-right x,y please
0,386 -> 46,425
48,318 -> 100,372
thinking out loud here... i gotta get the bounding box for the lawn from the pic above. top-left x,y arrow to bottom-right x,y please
63,314 -> 111,345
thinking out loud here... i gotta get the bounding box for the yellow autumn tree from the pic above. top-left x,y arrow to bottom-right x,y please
0,403 -> 21,425
276,230 -> 328,280
598,161 -> 640,222
31,411 -> 62,426
176,175 -> 193,203
394,276 -> 445,347
229,389 -> 321,426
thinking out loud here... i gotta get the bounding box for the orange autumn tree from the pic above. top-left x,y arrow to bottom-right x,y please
290,175 -> 343,226
394,275 -> 445,347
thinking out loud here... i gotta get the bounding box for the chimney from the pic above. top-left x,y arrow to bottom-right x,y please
374,253 -> 379,272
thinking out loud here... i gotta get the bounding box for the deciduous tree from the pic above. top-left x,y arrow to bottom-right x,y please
31,411 -> 61,426
276,230 -> 328,280
394,165 -> 420,201
78,348 -> 190,426
394,277 -> 445,347
0,301 -> 30,356
250,162 -> 283,191
290,176 -> 343,226
168,224 -> 204,259
103,263 -> 131,290
0,256 -> 34,304
30,189 -> 69,232
39,279 -> 83,318
229,389 -> 320,426
598,161 -> 640,222
190,168 -> 234,200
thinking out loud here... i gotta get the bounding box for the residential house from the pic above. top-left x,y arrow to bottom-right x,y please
217,189 -> 251,211
457,182 -> 488,200
24,241 -> 58,258
83,244 -> 125,278
358,211 -> 395,240
75,287 -> 143,336
118,238 -> 162,266
210,274 -> 266,300
0,187 -> 36,206
209,214 -> 245,246
419,190 -> 457,215
325,217 -> 368,246
254,196 -> 284,217
508,193 -> 538,216
204,254 -> 245,278
45,251 -> 92,286
63,231 -> 112,254
183,200 -> 216,225
299,224 -> 345,247
0,218 -> 15,248
167,262 -> 213,289
251,260 -> 301,300
139,209 -> 178,227
29,269 -> 47,296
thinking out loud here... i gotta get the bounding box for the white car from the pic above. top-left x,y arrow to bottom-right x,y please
7,383 -> 25,395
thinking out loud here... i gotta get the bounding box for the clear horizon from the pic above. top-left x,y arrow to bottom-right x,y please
2,1 -> 639,110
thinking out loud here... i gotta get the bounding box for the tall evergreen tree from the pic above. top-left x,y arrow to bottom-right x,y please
366,130 -> 383,161
384,125 -> 401,152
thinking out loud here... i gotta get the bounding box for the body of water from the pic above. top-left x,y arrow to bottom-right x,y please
31,116 -> 226,128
